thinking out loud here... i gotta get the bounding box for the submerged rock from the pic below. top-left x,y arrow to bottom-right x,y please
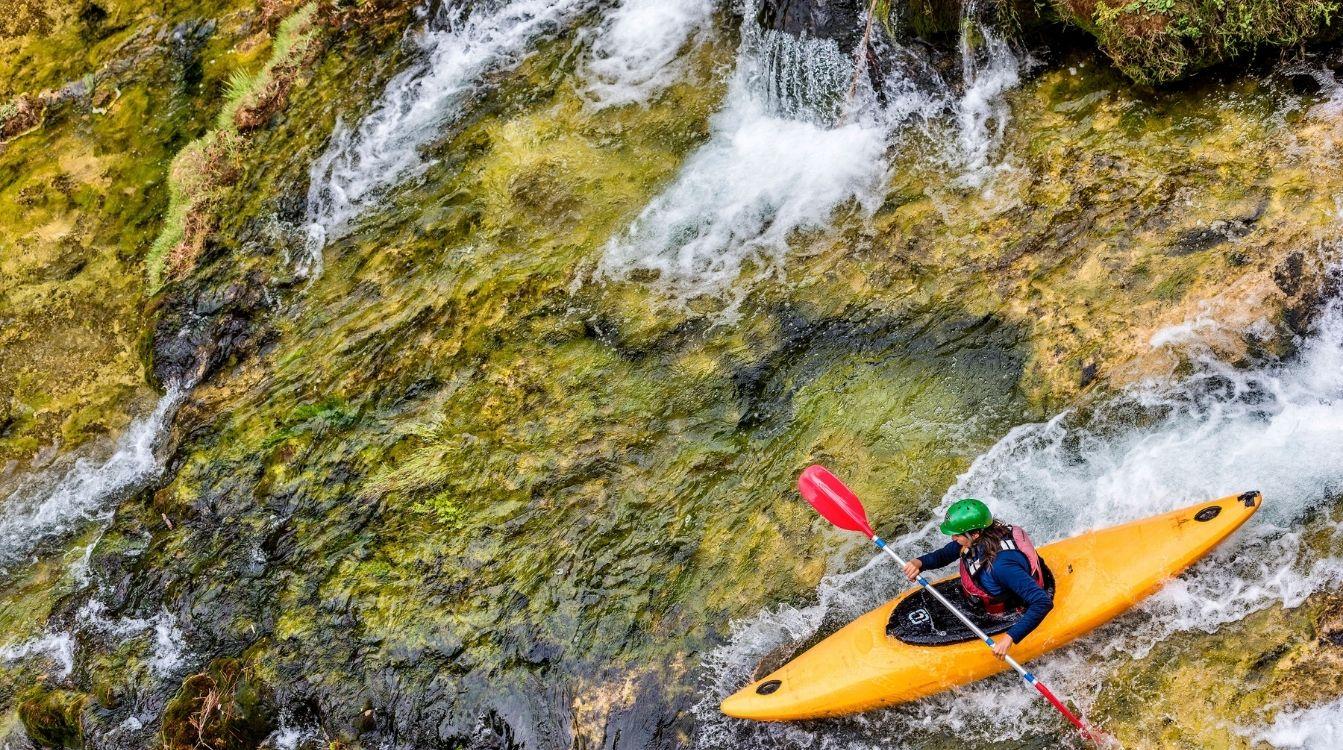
160,659 -> 275,750
756,0 -> 868,48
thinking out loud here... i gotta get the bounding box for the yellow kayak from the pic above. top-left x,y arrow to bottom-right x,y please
720,491 -> 1262,721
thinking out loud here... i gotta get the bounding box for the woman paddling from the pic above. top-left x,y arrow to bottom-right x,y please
902,498 -> 1054,659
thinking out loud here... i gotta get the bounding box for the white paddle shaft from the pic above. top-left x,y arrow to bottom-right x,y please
874,539 -> 1030,679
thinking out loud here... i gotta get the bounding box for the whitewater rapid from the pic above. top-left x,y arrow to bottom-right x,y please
596,20 -> 932,316
596,0 -> 1022,313
581,0 -> 718,108
696,252 -> 1343,746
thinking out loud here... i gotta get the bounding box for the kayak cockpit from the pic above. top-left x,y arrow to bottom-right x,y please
886,565 -> 1056,646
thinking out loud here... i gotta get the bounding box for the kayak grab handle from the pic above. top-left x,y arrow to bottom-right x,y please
1239,490 -> 1261,508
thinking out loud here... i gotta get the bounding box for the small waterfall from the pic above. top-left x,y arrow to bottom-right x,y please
753,27 -> 854,120
300,0 -> 595,277
581,0 -> 718,108
595,0 -> 1029,313
952,1 -> 1021,186
0,387 -> 186,575
696,247 -> 1343,744
597,7 -> 943,317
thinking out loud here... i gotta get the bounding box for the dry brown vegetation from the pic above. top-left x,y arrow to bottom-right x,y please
160,659 -> 273,750
0,93 -> 46,142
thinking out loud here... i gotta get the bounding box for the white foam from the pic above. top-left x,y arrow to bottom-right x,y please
1248,697 -> 1343,748
262,711 -> 322,750
150,609 -> 188,676
67,600 -> 191,677
119,715 -> 145,732
696,254 -> 1343,744
581,0 -> 717,108
301,0 -> 594,276
951,9 -> 1020,187
0,632 -> 75,677
0,389 -> 184,575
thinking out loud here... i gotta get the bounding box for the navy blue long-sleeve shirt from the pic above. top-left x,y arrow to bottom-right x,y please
917,540 -> 1054,643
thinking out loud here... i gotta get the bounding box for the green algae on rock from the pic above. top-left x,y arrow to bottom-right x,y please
16,687 -> 85,749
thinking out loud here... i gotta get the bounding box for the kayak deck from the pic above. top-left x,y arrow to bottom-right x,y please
721,492 -> 1261,721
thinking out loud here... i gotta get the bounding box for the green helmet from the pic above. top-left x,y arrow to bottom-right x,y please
940,498 -> 992,535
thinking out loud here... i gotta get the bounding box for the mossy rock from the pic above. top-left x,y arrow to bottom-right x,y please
161,658 -> 275,750
17,687 -> 86,749
1050,0 -> 1343,84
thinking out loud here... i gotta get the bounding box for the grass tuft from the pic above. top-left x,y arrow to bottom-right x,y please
145,2 -> 322,291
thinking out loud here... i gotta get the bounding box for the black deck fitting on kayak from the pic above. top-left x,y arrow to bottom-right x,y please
756,680 -> 782,695
1195,506 -> 1221,522
1239,491 -> 1260,507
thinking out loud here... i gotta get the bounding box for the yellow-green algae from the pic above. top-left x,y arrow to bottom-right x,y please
0,0 -> 275,464
1093,592 -> 1343,748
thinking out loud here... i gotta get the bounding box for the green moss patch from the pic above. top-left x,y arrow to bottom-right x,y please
17,687 -> 85,749
1054,0 -> 1342,83
146,3 -> 324,291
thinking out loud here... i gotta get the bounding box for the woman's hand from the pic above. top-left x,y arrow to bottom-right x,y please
902,559 -> 922,581
992,634 -> 1014,659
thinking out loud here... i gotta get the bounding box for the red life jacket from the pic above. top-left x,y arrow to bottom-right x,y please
958,525 -> 1045,615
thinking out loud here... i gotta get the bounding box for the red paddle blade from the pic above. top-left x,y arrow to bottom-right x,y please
797,465 -> 875,538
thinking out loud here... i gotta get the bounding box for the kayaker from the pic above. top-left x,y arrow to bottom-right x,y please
901,498 -> 1053,659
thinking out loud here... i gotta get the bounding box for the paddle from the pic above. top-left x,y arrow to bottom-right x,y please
797,465 -> 1106,744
